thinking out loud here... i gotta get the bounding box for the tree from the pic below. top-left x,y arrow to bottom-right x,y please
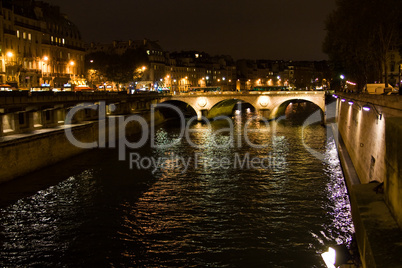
323,0 -> 401,91
85,48 -> 149,89
106,48 -> 149,86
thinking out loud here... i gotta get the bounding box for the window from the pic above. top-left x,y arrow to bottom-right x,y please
28,33 -> 31,41
17,30 -> 20,38
23,32 -> 26,39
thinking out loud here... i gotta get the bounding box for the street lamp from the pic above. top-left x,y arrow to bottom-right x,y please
340,74 -> 345,91
41,56 -> 49,85
6,51 -> 15,83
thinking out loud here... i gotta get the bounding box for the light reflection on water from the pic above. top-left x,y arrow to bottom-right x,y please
0,109 -> 354,267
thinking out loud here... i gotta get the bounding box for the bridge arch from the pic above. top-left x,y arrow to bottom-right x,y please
155,100 -> 198,118
158,92 -> 326,122
207,99 -> 257,118
270,96 -> 326,123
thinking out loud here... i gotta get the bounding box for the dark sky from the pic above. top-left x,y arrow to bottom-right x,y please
45,0 -> 336,61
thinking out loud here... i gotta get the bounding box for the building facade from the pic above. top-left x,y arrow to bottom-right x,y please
0,0 -> 85,90
87,40 -> 238,92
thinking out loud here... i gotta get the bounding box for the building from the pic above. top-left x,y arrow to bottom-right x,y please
87,40 -> 237,92
0,0 -> 85,90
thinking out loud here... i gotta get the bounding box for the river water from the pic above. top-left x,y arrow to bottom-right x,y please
0,104 -> 354,267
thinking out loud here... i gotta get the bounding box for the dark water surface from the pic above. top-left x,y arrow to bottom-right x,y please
0,107 -> 354,267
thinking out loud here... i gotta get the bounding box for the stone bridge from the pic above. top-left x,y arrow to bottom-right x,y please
0,90 -> 325,137
158,91 -> 326,122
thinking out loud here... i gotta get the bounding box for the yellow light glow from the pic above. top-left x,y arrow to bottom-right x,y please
259,96 -> 269,107
6,51 -> 13,58
69,61 -> 75,66
321,247 -> 336,268
43,56 -> 49,61
142,66 -> 146,71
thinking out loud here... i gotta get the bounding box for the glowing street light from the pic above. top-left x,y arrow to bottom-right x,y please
321,245 -> 351,268
6,51 -> 13,58
69,60 -> 75,66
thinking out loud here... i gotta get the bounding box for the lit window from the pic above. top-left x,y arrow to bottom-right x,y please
23,32 -> 26,39
62,38 -> 65,44
16,30 -> 20,38
51,36 -> 54,42
28,33 -> 31,40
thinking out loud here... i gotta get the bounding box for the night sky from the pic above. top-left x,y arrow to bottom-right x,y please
45,0 -> 336,61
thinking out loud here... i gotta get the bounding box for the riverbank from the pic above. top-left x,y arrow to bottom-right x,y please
0,111 -> 165,184
332,123 -> 402,268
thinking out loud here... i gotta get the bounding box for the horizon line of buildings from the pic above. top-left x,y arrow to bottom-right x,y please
4,0 -> 398,92
87,40 -> 333,91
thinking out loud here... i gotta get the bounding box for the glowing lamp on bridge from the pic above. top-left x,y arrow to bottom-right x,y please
197,98 -> 207,107
259,96 -> 269,107
348,100 -> 354,105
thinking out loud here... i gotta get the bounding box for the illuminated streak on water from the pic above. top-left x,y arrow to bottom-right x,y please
0,106 -> 354,267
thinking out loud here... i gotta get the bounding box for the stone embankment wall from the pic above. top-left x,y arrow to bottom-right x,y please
0,111 -> 164,184
336,93 -> 402,228
335,93 -> 402,267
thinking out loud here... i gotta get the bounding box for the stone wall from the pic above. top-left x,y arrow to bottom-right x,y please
336,93 -> 402,228
0,110 -> 165,184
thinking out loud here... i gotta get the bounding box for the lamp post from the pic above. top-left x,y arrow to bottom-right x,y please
41,56 -> 49,86
340,74 -> 345,91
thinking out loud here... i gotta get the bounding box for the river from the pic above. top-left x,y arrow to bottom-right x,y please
0,103 -> 354,267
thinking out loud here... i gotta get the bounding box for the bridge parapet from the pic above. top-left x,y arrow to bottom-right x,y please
0,91 -> 166,137
160,91 -> 326,121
